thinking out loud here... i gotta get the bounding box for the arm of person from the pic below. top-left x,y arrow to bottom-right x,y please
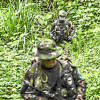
68,21 -> 76,36
72,66 -> 87,99
20,68 -> 48,100
50,20 -> 58,37
20,69 -> 33,99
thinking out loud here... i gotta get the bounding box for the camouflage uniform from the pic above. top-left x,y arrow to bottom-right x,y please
50,10 -> 75,57
20,39 -> 87,100
50,10 -> 75,44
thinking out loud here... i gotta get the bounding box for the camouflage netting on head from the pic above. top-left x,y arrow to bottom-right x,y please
33,39 -> 62,60
59,10 -> 66,17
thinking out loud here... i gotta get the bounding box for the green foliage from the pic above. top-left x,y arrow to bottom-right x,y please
0,0 -> 100,99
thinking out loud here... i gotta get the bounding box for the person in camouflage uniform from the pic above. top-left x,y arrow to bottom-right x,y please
50,10 -> 76,58
50,10 -> 75,44
20,39 -> 87,100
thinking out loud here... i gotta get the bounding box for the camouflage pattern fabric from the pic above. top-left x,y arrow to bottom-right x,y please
50,10 -> 75,44
50,19 -> 75,44
32,39 -> 62,60
50,18 -> 75,58
20,39 -> 87,100
20,60 -> 87,100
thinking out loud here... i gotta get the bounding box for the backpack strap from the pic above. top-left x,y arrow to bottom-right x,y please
30,61 -> 48,86
30,61 -> 40,86
57,59 -> 68,72
57,59 -> 73,72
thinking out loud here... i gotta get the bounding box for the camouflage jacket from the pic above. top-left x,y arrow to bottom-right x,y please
50,19 -> 75,43
20,60 -> 87,100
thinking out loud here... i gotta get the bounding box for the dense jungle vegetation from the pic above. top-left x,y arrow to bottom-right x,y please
0,0 -> 100,99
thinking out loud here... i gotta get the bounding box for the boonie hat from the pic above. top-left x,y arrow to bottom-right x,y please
32,39 -> 62,60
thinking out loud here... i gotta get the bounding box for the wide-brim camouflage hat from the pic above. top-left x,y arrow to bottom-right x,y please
32,39 -> 62,60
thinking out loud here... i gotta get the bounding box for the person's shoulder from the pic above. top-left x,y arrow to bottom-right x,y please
29,61 -> 40,73
58,59 -> 72,69
58,59 -> 77,70
31,61 -> 40,68
57,59 -> 67,67
52,19 -> 59,24
65,20 -> 72,26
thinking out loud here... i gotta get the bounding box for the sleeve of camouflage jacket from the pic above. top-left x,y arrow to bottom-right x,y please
50,20 -> 57,37
20,69 -> 32,99
67,21 -> 75,36
72,66 -> 87,97
20,66 -> 48,100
